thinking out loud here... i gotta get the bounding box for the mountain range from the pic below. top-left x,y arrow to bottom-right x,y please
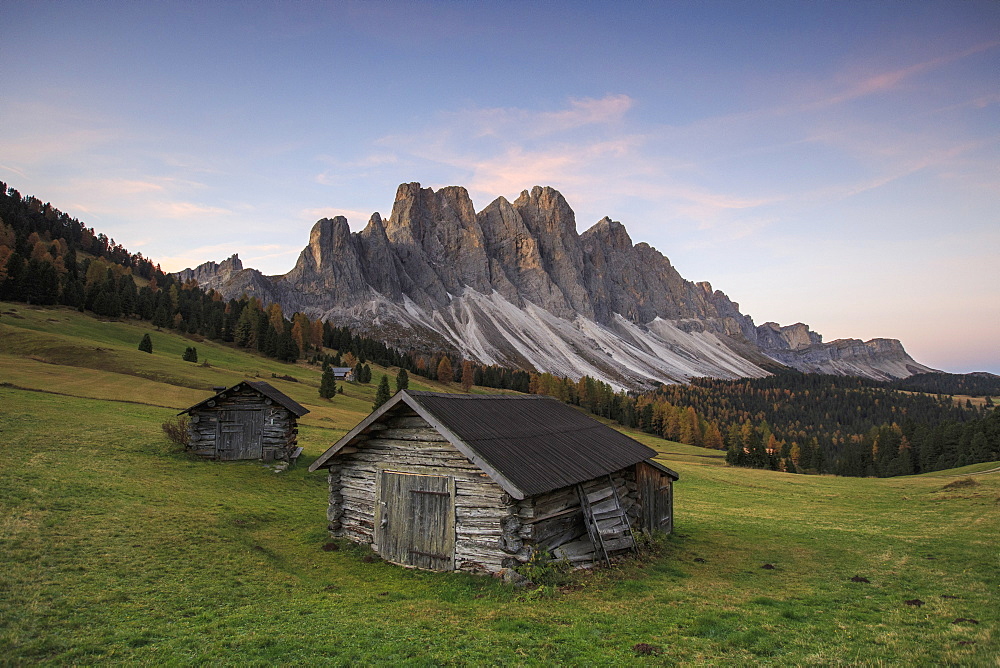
176,183 -> 934,388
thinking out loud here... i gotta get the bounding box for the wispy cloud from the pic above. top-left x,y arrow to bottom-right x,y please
148,201 -> 232,219
461,94 -> 635,139
816,39 -> 1000,109
0,164 -> 28,179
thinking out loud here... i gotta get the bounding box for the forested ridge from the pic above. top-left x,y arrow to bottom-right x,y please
2,183 -> 996,478
646,375 -> 997,477
888,371 -> 1000,397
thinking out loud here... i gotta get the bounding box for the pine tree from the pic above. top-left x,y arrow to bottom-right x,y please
138,333 -> 153,353
373,374 -> 391,410
182,346 -> 198,362
276,330 -> 299,362
319,367 -> 337,399
395,368 -> 409,392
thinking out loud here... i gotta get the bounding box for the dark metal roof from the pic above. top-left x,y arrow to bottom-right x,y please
179,380 -> 310,417
310,390 -> 657,498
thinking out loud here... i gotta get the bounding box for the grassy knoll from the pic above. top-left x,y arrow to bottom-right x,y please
1,304 -> 998,665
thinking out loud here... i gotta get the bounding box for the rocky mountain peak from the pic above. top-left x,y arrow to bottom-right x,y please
583,217 -> 633,250
757,322 -> 822,351
173,253 -> 243,289
181,181 -> 934,387
305,217 -> 351,270
360,212 -> 387,239
513,186 -> 578,237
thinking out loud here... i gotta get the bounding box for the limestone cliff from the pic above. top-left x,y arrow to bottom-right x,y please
176,183 -> 934,388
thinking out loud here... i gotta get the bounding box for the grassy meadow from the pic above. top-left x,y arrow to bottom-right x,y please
1,302 -> 997,665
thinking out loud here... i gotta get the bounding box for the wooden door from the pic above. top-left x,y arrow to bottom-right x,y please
636,463 -> 673,534
377,471 -> 454,570
216,409 -> 264,460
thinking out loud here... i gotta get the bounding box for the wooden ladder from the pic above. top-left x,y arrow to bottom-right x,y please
576,475 -> 637,566
606,474 -> 639,556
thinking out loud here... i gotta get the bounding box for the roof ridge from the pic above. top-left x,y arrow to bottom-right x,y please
406,390 -> 547,400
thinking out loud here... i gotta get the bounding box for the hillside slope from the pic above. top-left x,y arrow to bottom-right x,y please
0,302 -> 996,664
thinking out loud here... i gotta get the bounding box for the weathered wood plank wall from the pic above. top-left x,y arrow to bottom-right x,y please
327,411 -> 523,573
186,387 -> 299,461
636,461 -> 674,534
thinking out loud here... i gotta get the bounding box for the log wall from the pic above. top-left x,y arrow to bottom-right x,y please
523,467 -> 641,566
326,411 -> 525,573
185,387 -> 299,461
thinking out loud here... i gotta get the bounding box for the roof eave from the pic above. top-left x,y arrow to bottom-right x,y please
180,380 -> 310,417
643,458 -> 680,480
307,391 -> 409,472
308,391 -> 530,500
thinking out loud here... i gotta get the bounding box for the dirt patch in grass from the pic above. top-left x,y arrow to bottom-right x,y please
633,643 -> 661,656
942,478 -> 979,490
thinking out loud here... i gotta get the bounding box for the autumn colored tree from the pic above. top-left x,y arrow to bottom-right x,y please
436,356 -> 453,385
290,315 -> 308,354
678,406 -> 700,445
310,319 -> 324,350
703,422 -> 724,449
266,302 -> 285,334
461,360 -> 475,392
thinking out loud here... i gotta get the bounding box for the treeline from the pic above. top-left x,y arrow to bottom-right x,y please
647,374 -> 998,477
0,182 -> 159,306
887,372 -> 1000,398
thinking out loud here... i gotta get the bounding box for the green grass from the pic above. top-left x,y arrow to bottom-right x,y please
1,303 -> 998,664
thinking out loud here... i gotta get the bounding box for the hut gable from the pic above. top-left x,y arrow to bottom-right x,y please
180,381 -> 309,462
310,391 -> 678,574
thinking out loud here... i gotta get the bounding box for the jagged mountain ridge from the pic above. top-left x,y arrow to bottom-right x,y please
179,182 -> 934,388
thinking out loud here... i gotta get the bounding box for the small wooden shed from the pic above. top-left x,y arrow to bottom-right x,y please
308,391 -> 678,573
180,381 -> 309,462
331,367 -> 354,381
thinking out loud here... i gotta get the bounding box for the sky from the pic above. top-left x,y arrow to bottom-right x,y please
1,0 -> 997,374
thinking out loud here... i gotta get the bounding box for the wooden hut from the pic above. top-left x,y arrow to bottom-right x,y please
308,391 -> 678,573
331,367 -> 354,381
180,381 -> 309,462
